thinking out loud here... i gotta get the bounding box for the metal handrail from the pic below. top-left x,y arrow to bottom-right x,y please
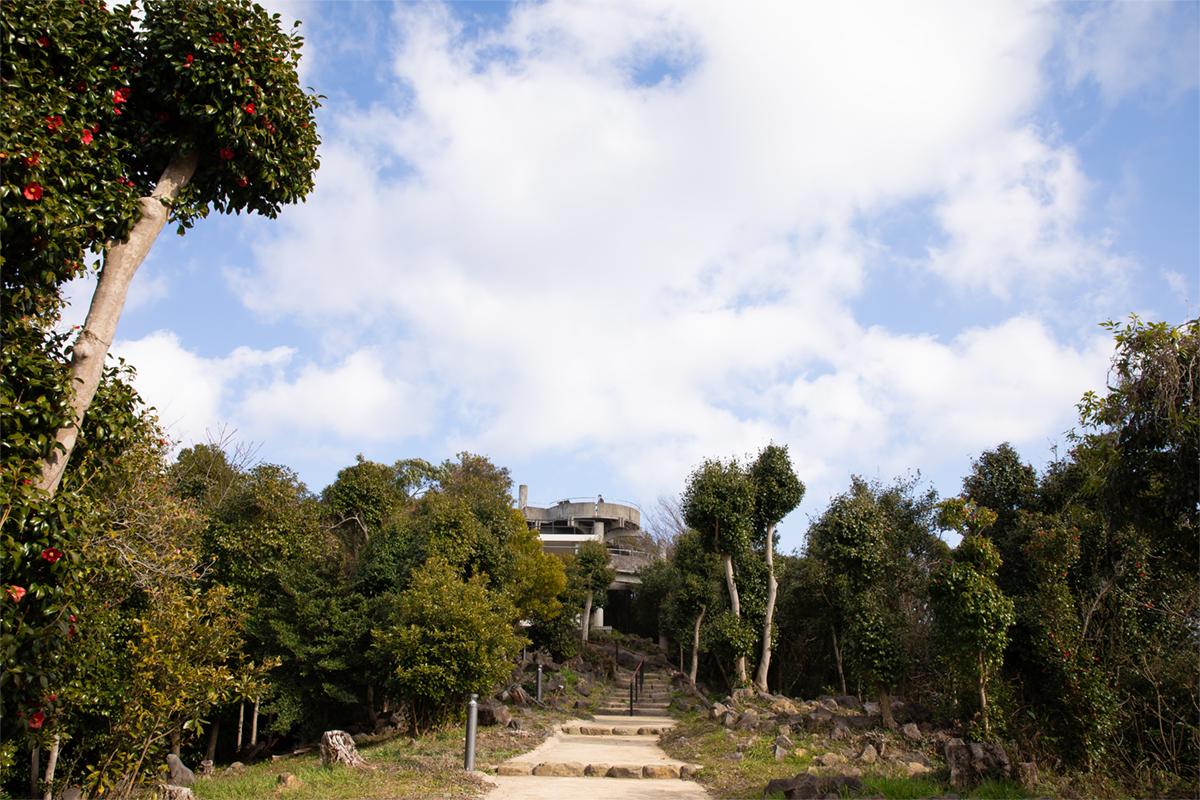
629,656 -> 646,716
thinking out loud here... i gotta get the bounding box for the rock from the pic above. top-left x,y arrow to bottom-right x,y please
680,764 -> 703,779
736,710 -> 761,730
812,752 -> 847,767
226,761 -> 245,775
580,725 -> 612,735
862,701 -> 879,714
166,754 -> 195,787
607,764 -> 643,778
158,786 -> 195,800
774,745 -> 790,761
576,682 -> 592,697
858,744 -> 878,765
731,686 -> 755,705
197,760 -> 214,778
816,696 -> 840,712
507,718 -> 523,730
945,741 -> 1010,789
1017,761 -> 1039,788
62,788 -> 83,800
532,761 -> 585,777
637,727 -> 663,736
478,701 -> 512,727
643,764 -> 680,779
498,762 -> 535,775
802,709 -> 833,731
834,695 -> 862,711
710,702 -> 730,720
830,720 -> 851,741
320,730 -> 367,768
901,722 -> 922,741
277,772 -> 302,789
904,761 -> 932,777
562,725 -> 581,734
775,734 -> 794,750
763,774 -> 864,799
574,700 -> 589,709
584,763 -> 611,776
770,697 -> 799,716
720,710 -> 738,728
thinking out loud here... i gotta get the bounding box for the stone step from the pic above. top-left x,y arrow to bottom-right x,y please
594,708 -> 672,717
496,761 -> 702,780
559,724 -> 668,736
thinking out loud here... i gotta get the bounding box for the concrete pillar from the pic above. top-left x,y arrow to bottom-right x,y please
593,520 -> 604,541
518,484 -> 528,509
591,605 -> 604,628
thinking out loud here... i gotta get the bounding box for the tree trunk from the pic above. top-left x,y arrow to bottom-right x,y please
722,553 -> 747,683
37,151 -> 199,495
831,626 -> 847,696
755,522 -> 778,692
250,698 -> 259,746
236,701 -> 245,751
689,604 -> 707,687
170,729 -> 181,756
879,688 -> 896,729
30,745 -> 39,799
367,685 -> 378,727
41,735 -> 59,800
978,650 -> 989,736
205,718 -> 220,763
581,590 -> 593,643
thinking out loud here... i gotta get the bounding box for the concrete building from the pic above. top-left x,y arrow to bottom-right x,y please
518,484 -> 653,629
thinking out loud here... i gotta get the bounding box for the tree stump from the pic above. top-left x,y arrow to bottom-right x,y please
319,730 -> 367,768
157,785 -> 195,800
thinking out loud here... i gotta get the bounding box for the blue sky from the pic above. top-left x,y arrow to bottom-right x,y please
64,1 -> 1198,552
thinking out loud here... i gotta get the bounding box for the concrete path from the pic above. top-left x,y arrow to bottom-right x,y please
484,663 -> 710,799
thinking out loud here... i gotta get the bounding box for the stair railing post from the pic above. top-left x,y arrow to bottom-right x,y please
536,664 -> 543,703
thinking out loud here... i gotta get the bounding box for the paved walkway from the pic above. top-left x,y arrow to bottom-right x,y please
484,663 -> 710,799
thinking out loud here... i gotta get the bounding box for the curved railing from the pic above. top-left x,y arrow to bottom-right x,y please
629,656 -> 645,716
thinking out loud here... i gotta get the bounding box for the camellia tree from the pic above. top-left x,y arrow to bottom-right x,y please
570,540 -> 615,643
2,1 -> 318,788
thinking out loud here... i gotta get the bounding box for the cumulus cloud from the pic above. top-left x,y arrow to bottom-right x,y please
213,1 -> 1135,531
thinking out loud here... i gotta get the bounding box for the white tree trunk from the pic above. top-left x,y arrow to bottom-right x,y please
689,605 -> 706,686
250,698 -> 259,746
722,554 -> 747,682
236,701 -> 245,751
581,590 -> 593,643
38,151 -> 198,494
755,522 -> 778,692
41,734 -> 60,800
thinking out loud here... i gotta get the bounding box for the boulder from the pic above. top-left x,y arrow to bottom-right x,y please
158,787 -> 195,800
62,789 -> 83,800
735,710 -> 761,730
197,760 -> 214,778
607,764 -> 643,778
801,709 -> 833,732
812,752 -> 847,768
710,702 -> 730,720
584,763 -> 611,776
830,721 -> 851,741
477,701 -> 512,727
834,695 -> 862,711
225,762 -> 246,775
507,718 -> 523,731
945,741 -> 1010,789
762,774 -> 864,799
680,764 -> 703,779
320,730 -> 367,768
858,744 -> 877,765
720,710 -> 738,728
643,764 -> 680,779
165,754 -> 195,787
770,697 -> 800,716
901,722 -> 922,742
1017,761 -> 1039,788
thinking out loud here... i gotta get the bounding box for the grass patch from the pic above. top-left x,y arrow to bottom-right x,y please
194,704 -> 573,800
860,775 -> 946,798
965,778 -> 1032,799
660,712 -> 815,798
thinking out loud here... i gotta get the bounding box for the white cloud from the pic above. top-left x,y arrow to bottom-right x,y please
112,330 -> 294,445
215,1 -> 1131,519
1063,2 -> 1200,105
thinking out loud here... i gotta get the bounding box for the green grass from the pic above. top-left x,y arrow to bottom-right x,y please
861,775 -> 947,799
194,705 -> 574,800
965,778 -> 1033,799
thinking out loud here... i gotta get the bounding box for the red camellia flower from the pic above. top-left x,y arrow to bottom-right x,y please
237,176 -> 249,188
41,547 -> 64,563
68,614 -> 77,623
232,41 -> 242,53
45,115 -> 63,131
23,183 -> 43,201
243,102 -> 256,115
184,53 -> 194,67
5,585 -> 26,603
210,32 -> 226,44
46,694 -> 57,703
113,87 -> 131,104
219,147 -> 235,160
24,152 -> 40,167
80,129 -> 93,145
37,35 -> 49,47
28,711 -> 45,730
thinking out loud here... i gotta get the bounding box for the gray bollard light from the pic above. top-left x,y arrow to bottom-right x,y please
464,693 -> 478,771
536,664 -> 543,702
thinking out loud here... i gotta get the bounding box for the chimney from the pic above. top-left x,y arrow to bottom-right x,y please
518,484 -> 528,509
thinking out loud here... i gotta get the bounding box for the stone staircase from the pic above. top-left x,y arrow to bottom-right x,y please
494,655 -> 705,784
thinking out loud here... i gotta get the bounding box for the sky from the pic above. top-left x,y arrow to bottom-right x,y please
63,0 -> 1198,553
